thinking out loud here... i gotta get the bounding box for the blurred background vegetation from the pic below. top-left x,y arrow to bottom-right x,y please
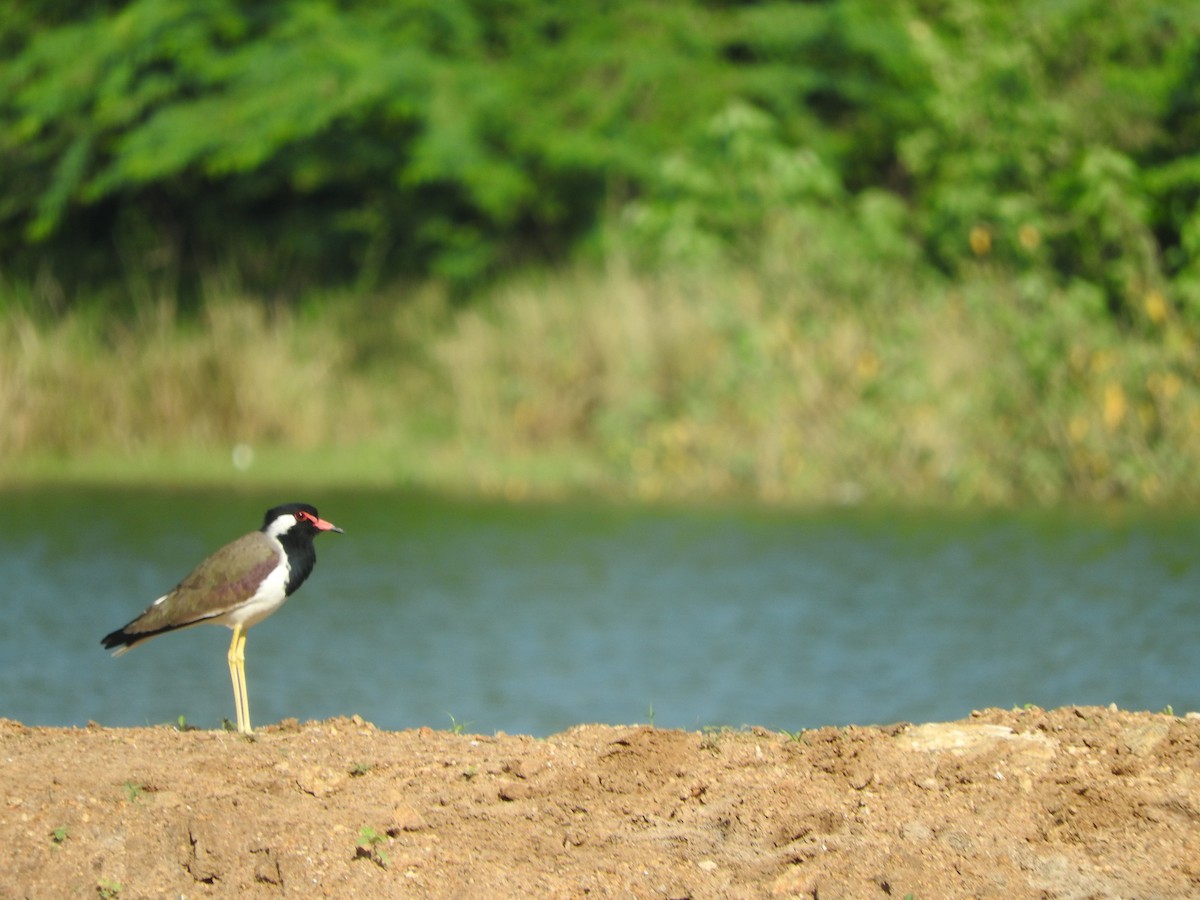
2,0 -> 1199,505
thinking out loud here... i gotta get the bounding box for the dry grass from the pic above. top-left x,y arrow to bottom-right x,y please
434,264 -> 1200,505
2,264 -> 1198,505
0,295 -> 362,456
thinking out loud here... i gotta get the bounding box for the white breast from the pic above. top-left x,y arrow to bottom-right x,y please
219,537 -> 292,630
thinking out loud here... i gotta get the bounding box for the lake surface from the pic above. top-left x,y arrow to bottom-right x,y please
1,488 -> 1196,735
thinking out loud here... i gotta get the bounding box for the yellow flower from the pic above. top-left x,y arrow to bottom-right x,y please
1018,224 -> 1041,251
1147,371 -> 1183,401
969,225 -> 992,257
856,350 -> 880,381
1143,291 -> 1168,325
1102,383 -> 1127,432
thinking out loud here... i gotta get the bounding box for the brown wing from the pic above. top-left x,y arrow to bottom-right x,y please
117,532 -> 281,637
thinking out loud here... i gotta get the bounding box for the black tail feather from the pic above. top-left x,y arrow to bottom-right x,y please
101,619 -> 207,653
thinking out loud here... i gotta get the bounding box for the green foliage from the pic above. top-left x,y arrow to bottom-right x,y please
4,252 -> 1200,506
0,0 -> 760,292
0,0 -> 1196,310
4,1 -> 1200,507
898,0 -> 1198,316
355,825 -> 390,868
617,100 -> 844,265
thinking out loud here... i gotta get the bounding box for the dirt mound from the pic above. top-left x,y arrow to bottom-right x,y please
3,706 -> 1198,897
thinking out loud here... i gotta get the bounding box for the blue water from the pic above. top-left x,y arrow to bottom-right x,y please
1,488 -> 1196,734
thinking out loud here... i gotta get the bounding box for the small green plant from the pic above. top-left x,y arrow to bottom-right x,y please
349,762 -> 372,777
172,714 -> 198,731
122,782 -> 145,803
355,826 -> 390,868
779,729 -> 807,743
647,703 -> 655,727
51,825 -> 69,845
1160,704 -> 1175,716
446,712 -> 472,735
97,879 -> 122,898
699,725 -> 735,753
462,765 -> 478,781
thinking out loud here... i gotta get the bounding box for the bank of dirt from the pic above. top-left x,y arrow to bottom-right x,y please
2,706 -> 1198,898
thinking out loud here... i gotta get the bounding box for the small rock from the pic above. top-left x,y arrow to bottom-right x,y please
296,766 -> 347,797
849,770 -> 874,790
897,722 -> 1055,757
770,868 -> 821,897
902,822 -> 933,843
251,847 -> 281,884
498,782 -> 535,801
941,829 -> 973,852
1124,721 -> 1171,756
502,758 -> 543,780
391,802 -> 427,832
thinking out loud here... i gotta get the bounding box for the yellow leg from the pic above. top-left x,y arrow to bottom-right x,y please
226,625 -> 252,734
236,626 -> 251,734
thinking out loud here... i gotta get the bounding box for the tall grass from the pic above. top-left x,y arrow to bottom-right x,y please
2,261 -> 1198,505
0,294 -> 359,456
437,263 -> 1200,505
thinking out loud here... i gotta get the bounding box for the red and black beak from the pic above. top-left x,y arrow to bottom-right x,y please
297,510 -> 344,534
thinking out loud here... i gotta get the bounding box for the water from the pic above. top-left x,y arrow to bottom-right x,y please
1,488 -> 1196,735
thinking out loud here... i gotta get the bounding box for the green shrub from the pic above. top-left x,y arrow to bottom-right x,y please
1,0 -> 1196,313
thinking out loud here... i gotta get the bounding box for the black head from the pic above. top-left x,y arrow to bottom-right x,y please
261,503 -> 344,539
261,503 -> 343,597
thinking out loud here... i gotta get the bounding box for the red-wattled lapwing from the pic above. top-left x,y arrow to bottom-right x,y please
102,503 -> 343,734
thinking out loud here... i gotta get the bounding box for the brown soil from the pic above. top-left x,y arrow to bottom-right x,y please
3,706 -> 1199,898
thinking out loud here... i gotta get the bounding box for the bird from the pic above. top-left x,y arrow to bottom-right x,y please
102,502 -> 343,734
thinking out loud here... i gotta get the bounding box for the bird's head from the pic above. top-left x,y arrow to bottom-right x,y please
262,503 -> 344,539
